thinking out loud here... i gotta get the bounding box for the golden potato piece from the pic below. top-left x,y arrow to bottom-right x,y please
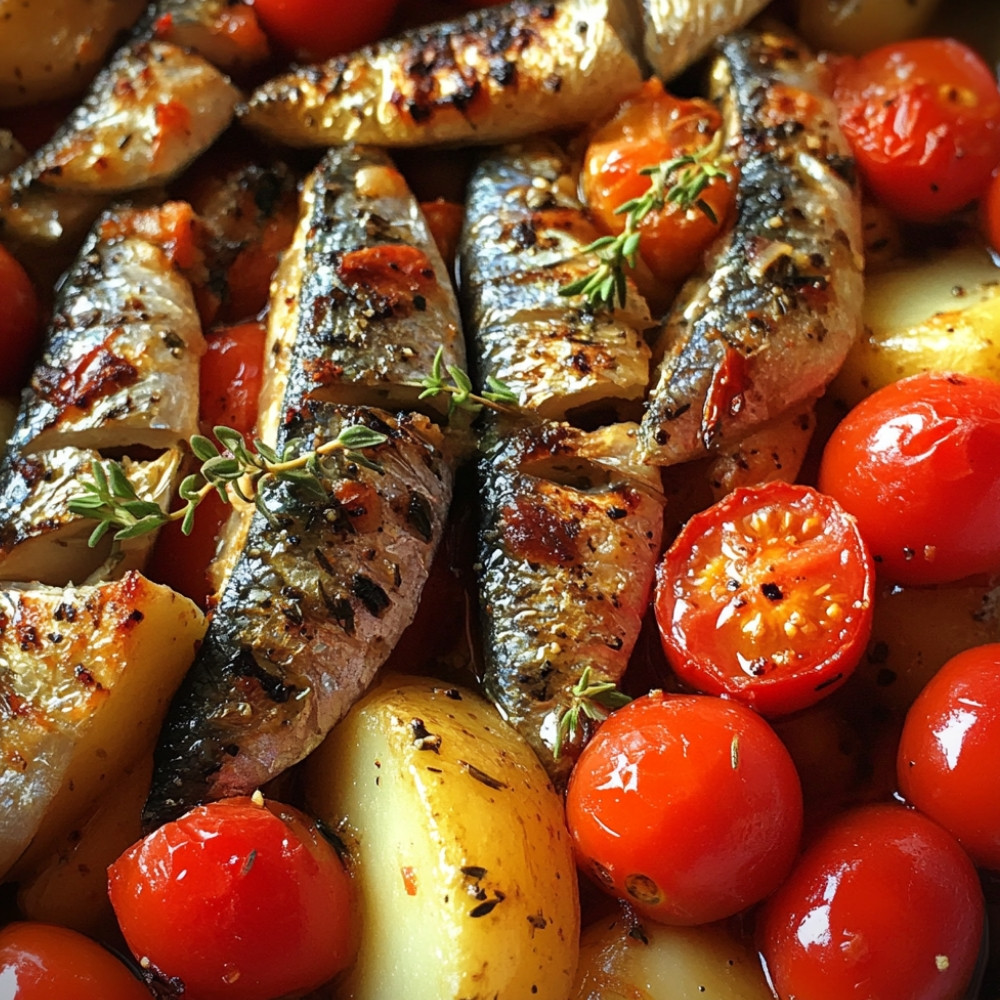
305,674 -> 580,1000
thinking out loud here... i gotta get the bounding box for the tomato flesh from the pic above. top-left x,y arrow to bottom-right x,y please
818,371 -> 1000,585
0,922 -> 150,1000
0,244 -> 42,396
834,38 -> 1000,221
109,797 -> 356,1000
582,79 -> 735,291
654,481 -> 874,716
898,643 -> 1000,871
566,692 -> 802,925
760,803 -> 985,1000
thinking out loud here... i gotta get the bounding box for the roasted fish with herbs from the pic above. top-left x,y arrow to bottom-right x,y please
478,421 -> 664,786
638,29 -> 865,465
0,201 -> 205,584
460,141 -> 651,422
241,0 -> 643,149
144,147 -> 460,826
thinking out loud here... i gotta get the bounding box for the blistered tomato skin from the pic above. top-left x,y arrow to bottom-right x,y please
0,922 -> 151,999
834,38 -> 1000,221
109,797 -> 357,1000
252,0 -> 401,61
898,643 -> 1000,871
566,692 -> 802,926
654,481 -> 874,717
818,372 -> 1000,585
760,804 -> 985,1000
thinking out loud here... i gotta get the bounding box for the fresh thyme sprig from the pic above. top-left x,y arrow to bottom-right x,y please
553,666 -> 632,760
414,346 -> 518,415
561,138 -> 731,310
68,423 -> 389,547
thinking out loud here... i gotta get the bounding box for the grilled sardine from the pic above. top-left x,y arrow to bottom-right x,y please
460,140 -> 651,421
241,0 -> 643,149
478,421 -> 664,786
638,29 -> 864,465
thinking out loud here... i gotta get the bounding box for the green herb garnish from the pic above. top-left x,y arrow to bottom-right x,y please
553,666 -> 632,760
414,346 -> 518,415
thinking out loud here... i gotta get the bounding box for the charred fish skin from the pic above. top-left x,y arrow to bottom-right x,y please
638,29 -> 864,466
241,0 -> 643,149
460,140 -> 651,422
279,145 -> 466,418
477,420 -> 663,786
144,405 -> 453,827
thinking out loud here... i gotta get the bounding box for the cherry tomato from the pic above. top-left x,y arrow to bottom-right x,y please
252,0 -> 401,61
0,244 -> 42,396
582,79 -> 735,289
898,643 -> 1000,871
566,692 -> 802,925
654,481 -> 874,717
833,38 -> 1000,221
109,796 -> 356,1000
197,321 -> 267,442
0,922 -> 150,999
983,168 -> 1000,254
760,803 -> 985,1000
818,372 -> 1000,585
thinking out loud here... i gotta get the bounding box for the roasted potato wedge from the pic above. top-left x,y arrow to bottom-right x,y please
305,674 -> 580,1000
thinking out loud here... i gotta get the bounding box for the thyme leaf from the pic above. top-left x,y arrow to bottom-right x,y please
553,666 -> 631,760
561,135 -> 731,310
68,423 -> 389,546
412,347 -> 518,415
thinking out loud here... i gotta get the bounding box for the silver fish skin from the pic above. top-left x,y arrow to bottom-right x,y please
241,0 -> 643,149
478,420 -> 664,787
144,148 -> 460,827
460,140 -> 651,422
5,41 -> 239,196
144,406 -> 453,827
639,0 -> 772,79
638,29 -> 864,466
10,204 -> 205,456
273,145 -> 466,419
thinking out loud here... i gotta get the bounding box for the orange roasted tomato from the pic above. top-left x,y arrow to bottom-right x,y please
654,481 -> 875,717
0,922 -> 150,999
567,692 -> 803,925
109,796 -> 357,1000
581,78 -> 736,291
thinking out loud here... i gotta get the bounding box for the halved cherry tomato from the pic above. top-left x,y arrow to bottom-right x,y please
760,803 -> 985,1000
566,691 -> 802,925
109,796 -> 356,1000
252,0 -> 401,61
654,481 -> 874,716
0,922 -> 150,999
833,38 -> 1000,221
818,371 -> 1000,585
0,243 -> 42,396
898,643 -> 1000,871
582,79 -> 735,290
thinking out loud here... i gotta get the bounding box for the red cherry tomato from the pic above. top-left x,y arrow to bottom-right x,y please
582,79 -> 735,289
109,796 -> 357,1000
0,922 -> 150,1000
760,803 -> 985,1000
0,243 -> 42,396
653,481 -> 874,716
833,38 -> 1000,221
818,371 -> 1000,585
898,643 -> 1000,871
252,0 -> 401,61
566,691 -> 802,925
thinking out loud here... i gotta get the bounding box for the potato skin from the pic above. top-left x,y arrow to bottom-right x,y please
0,0 -> 146,107
304,674 -> 580,1000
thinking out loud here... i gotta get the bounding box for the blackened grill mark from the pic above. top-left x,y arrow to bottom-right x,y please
406,490 -> 433,542
230,646 -> 297,703
319,581 -> 355,636
352,573 -> 390,616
